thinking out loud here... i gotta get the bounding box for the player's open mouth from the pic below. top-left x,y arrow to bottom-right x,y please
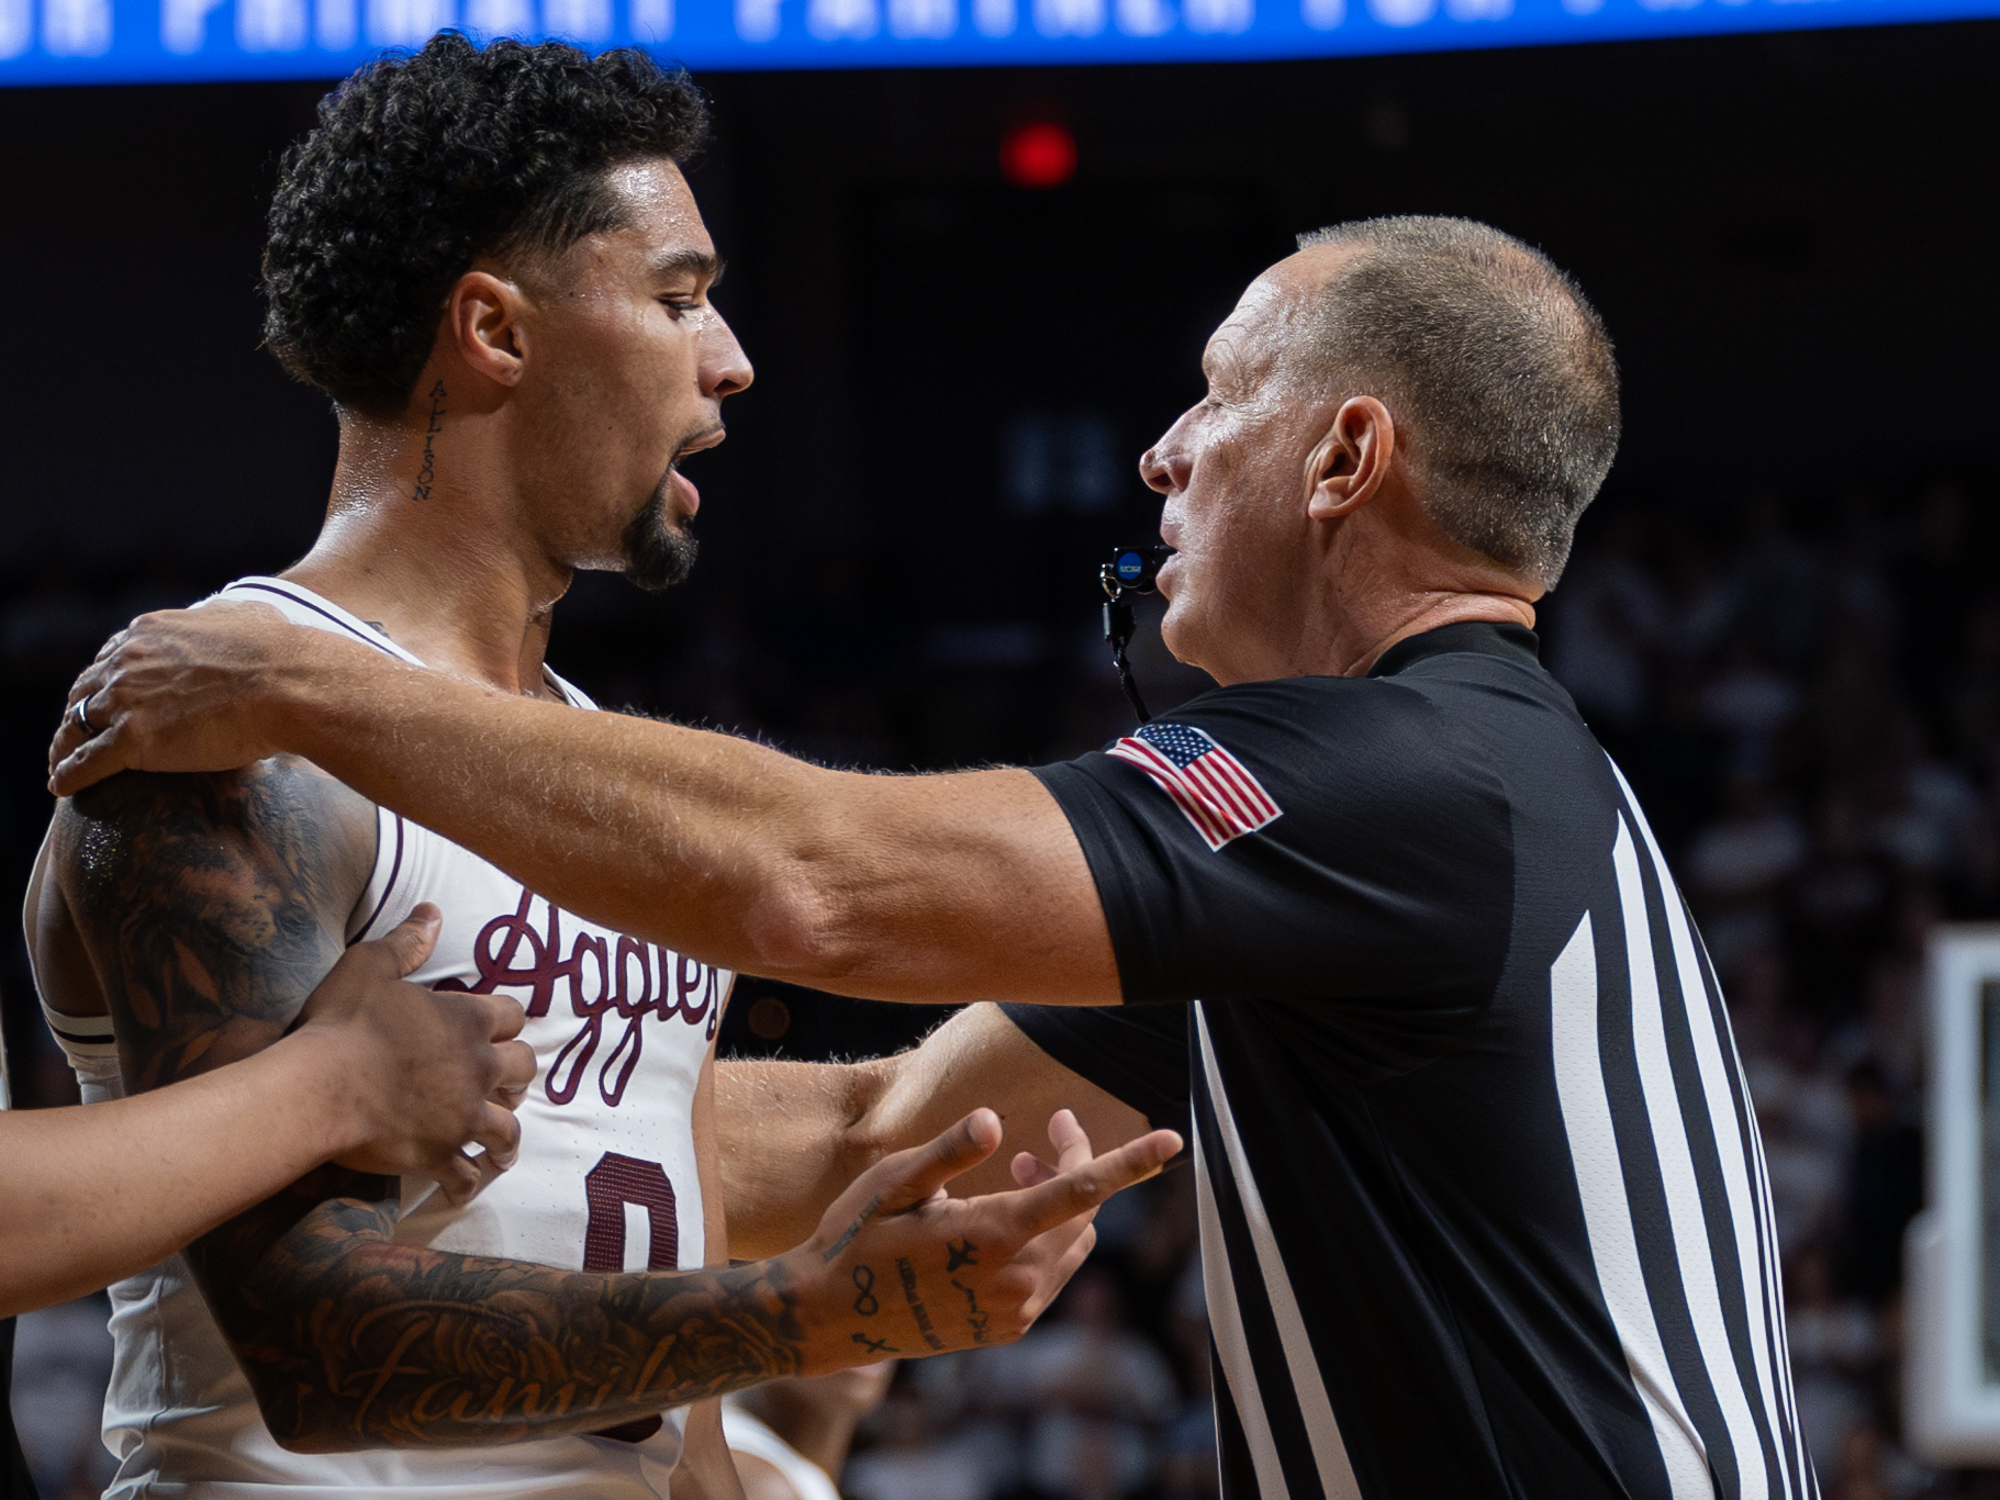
665,459 -> 699,516
666,427 -> 726,517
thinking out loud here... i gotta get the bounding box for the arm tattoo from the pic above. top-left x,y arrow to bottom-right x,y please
56,760 -> 808,1451
215,1188 -> 803,1450
63,760 -> 364,1091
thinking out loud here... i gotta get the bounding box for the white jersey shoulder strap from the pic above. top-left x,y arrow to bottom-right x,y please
217,575 -> 596,708
211,576 -> 429,664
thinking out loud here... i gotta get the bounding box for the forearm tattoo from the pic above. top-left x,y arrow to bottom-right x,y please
207,1184 -> 803,1448
56,762 -> 808,1449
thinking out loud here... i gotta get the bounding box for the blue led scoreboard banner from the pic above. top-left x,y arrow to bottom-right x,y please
0,0 -> 1991,84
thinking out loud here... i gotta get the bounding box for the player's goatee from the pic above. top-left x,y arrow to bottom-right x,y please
623,497 -> 697,593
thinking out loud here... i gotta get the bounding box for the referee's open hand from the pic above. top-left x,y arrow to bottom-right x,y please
787,1107 -> 1180,1373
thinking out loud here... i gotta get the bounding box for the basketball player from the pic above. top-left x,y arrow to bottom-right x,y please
27,33 -> 1177,1500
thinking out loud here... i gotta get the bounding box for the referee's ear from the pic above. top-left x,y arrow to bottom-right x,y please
1305,394 -> 1397,522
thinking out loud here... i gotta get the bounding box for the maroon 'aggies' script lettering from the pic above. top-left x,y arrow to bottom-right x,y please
437,889 -> 723,1107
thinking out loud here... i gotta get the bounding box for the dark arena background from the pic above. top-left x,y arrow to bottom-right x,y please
4,15 -> 2000,1497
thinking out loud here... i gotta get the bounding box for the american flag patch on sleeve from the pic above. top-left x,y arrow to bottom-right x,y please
1105,721 -> 1283,851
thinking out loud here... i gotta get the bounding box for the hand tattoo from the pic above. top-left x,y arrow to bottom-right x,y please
852,1264 -> 881,1316
895,1257 -> 946,1352
822,1192 -> 882,1264
950,1278 -> 992,1344
946,1238 -> 978,1273
851,1333 -> 899,1356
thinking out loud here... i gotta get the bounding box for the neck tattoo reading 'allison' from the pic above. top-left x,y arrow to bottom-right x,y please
413,380 -> 446,501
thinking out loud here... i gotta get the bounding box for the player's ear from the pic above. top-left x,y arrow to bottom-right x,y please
444,270 -> 528,389
1305,396 -> 1396,522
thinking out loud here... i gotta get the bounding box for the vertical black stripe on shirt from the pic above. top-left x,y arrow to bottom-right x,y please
1195,1095 -> 1337,1498
1548,908 -> 1687,1500
1610,764 -> 1814,1500
1689,931 -> 1818,1499
1213,1346 -> 1266,1500
1627,817 -> 1785,1498
1592,864 -> 1734,1494
1695,929 -> 1815,1500
1614,766 -> 1815,1500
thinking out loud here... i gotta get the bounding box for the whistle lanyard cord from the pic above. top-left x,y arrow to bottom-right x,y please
1102,595 -> 1153,726
1115,645 -> 1152,725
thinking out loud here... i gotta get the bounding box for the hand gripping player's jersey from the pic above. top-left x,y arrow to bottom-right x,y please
41,577 -> 732,1500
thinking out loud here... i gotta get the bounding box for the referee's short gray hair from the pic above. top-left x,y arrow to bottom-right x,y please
1292,217 -> 1620,588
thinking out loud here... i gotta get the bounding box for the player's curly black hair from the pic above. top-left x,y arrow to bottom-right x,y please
262,32 -> 709,416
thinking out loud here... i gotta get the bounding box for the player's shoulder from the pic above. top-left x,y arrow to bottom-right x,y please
54,757 -> 376,923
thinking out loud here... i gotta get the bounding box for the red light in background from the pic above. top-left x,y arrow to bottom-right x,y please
1001,121 -> 1077,189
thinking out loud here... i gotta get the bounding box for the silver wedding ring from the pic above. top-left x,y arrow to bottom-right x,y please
72,693 -> 99,738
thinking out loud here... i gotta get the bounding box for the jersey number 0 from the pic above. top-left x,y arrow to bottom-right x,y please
581,1152 -> 679,1271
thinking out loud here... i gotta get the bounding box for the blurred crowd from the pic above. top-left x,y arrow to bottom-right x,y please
10,473 -> 2000,1498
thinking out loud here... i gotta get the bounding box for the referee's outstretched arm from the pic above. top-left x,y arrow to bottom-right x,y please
47,320 -> 1525,1015
55,616 -> 1126,1007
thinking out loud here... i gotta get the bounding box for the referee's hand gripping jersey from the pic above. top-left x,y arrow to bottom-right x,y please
1007,619 -> 1813,1500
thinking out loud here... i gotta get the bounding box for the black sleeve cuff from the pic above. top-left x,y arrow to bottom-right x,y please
997,1001 -> 1192,1139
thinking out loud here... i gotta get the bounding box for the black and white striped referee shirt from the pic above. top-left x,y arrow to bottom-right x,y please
1005,620 -> 1817,1500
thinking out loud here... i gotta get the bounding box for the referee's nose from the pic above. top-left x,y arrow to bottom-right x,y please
1140,441 -> 1186,495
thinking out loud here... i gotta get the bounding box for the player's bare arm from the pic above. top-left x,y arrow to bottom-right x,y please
50,607 -> 1121,1006
1,904 -> 532,1318
40,764 -> 1175,1450
718,1005 -> 1151,1261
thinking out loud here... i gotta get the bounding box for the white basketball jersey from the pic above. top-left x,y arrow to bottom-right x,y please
75,577 -> 734,1500
719,1406 -> 843,1500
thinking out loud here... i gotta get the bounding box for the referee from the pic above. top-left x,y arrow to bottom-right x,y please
54,215 -> 1816,1500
